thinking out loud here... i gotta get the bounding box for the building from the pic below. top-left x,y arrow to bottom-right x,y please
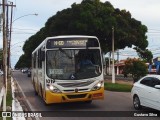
107,58 -> 157,75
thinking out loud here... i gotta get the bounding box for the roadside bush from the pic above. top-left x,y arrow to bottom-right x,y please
123,58 -> 148,82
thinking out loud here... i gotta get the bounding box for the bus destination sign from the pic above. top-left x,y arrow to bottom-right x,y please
47,39 -> 88,48
53,39 -> 87,46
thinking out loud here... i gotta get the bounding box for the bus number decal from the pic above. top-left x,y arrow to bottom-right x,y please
54,41 -> 64,46
49,69 -> 63,74
46,79 -> 55,84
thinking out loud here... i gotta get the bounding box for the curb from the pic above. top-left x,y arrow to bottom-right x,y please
11,77 -> 40,120
11,77 -> 25,120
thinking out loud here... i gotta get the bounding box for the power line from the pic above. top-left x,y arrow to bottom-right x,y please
11,32 -> 36,34
148,29 -> 160,31
12,27 -> 38,31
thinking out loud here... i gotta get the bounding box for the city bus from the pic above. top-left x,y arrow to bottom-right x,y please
32,35 -> 104,105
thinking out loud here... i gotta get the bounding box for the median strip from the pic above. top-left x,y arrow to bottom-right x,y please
104,82 -> 133,92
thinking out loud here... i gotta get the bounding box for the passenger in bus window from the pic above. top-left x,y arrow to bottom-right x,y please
79,57 -> 93,66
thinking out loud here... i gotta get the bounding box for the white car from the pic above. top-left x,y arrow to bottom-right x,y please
131,75 -> 160,111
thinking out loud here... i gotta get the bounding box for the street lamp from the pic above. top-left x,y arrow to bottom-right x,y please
12,13 -> 38,23
8,13 -> 38,69
10,13 -> 38,39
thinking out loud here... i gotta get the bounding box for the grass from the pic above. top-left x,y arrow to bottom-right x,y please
6,76 -> 12,120
0,76 -> 12,120
104,82 -> 133,92
6,76 -> 12,107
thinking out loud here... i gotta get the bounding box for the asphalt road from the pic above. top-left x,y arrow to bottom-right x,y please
12,71 -> 159,120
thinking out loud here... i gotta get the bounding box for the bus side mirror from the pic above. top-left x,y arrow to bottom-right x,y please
41,51 -> 45,61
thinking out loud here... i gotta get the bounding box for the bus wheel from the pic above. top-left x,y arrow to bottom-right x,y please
40,85 -> 43,98
33,80 -> 38,95
40,85 -> 49,106
85,100 -> 92,104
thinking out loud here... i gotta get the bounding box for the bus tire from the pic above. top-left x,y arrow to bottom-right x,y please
39,85 -> 49,106
33,80 -> 38,95
40,85 -> 43,98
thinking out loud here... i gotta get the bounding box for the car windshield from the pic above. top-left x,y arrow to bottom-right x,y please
46,49 -> 102,80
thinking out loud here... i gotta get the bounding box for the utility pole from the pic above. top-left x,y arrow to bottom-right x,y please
112,26 -> 115,83
108,52 -> 111,75
2,0 -> 7,116
0,2 -> 16,75
8,2 -> 15,74
5,0 -> 9,90
117,50 -> 119,75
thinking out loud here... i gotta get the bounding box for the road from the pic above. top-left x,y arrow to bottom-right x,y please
12,71 -> 159,120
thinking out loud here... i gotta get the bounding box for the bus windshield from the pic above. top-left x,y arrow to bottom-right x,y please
46,49 -> 102,80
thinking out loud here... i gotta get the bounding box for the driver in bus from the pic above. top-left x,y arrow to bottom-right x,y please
77,55 -> 93,71
79,57 -> 93,67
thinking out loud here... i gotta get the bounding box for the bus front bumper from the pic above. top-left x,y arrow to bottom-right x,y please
45,87 -> 104,104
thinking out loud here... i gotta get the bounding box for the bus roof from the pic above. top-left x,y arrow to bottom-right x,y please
46,35 -> 98,39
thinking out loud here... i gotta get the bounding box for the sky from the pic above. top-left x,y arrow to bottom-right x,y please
1,0 -> 160,68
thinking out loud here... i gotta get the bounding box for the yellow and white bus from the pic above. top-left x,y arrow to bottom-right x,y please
32,35 -> 104,104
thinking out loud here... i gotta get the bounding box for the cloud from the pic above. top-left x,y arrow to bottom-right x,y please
103,0 -> 160,27
15,0 -> 82,27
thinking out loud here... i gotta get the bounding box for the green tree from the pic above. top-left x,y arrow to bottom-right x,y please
16,0 -> 150,67
134,47 -> 153,63
15,54 -> 29,68
123,58 -> 148,82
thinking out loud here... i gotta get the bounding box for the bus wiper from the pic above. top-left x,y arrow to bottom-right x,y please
59,48 -> 72,59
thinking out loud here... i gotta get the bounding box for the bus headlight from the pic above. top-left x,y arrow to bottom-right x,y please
48,85 -> 61,93
91,81 -> 103,91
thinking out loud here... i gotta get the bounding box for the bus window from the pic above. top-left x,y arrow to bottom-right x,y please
46,49 -> 102,80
